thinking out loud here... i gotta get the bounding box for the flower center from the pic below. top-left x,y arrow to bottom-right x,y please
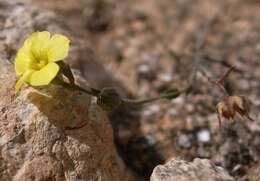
31,51 -> 48,70
36,59 -> 47,69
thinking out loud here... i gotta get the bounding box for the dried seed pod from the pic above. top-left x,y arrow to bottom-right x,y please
216,99 -> 234,119
216,98 -> 233,127
229,96 -> 248,117
216,96 -> 254,127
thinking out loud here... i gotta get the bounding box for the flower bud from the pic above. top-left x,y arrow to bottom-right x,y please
97,87 -> 122,111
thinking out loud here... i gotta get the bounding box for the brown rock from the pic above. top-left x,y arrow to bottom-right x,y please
0,57 -> 125,181
150,158 -> 234,181
0,0 -> 128,179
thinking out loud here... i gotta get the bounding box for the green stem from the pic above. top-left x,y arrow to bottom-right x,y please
122,90 -> 181,106
55,78 -> 181,109
71,82 -> 100,96
56,78 -> 100,97
122,96 -> 162,106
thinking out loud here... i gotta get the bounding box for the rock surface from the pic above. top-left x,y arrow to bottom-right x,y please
150,158 -> 234,181
0,58 -> 125,181
0,0 -> 127,180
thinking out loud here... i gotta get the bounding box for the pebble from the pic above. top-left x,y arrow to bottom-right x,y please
138,64 -> 150,74
137,64 -> 156,80
144,134 -> 157,146
197,129 -> 211,143
143,105 -> 160,116
178,134 -> 192,149
159,73 -> 172,83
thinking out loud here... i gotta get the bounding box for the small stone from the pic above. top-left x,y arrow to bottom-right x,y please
150,158 -> 234,181
143,104 -> 160,119
138,64 -> 150,74
197,129 -> 211,143
137,64 -> 156,81
144,134 -> 157,146
177,134 -> 192,149
159,74 -> 172,83
186,103 -> 195,113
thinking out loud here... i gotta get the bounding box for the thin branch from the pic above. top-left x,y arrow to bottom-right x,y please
203,55 -> 241,72
217,65 -> 236,85
197,65 -> 236,96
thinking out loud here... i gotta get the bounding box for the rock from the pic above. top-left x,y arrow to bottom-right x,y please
0,58 -> 125,181
0,0 -> 129,180
177,134 -> 193,149
197,129 -> 211,143
150,158 -> 234,181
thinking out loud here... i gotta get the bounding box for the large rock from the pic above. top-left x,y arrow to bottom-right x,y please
0,59 -> 126,181
0,0 -> 129,180
150,158 -> 234,181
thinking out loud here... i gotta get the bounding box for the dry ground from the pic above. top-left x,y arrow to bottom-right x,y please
32,0 -> 260,180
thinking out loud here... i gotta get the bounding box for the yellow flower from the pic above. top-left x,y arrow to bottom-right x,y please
14,31 -> 70,91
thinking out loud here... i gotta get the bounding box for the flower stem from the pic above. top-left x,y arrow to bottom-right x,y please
55,77 -> 182,109
55,78 -> 100,97
122,89 -> 181,106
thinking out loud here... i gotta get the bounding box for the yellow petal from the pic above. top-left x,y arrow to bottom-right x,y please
15,70 -> 34,91
15,31 -> 51,75
31,31 -> 51,60
15,46 -> 33,75
14,32 -> 38,75
20,32 -> 38,52
47,34 -> 70,62
30,62 -> 59,86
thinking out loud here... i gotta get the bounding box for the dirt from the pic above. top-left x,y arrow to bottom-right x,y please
32,0 -> 260,180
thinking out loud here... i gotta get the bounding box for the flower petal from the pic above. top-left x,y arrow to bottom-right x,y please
22,32 -> 38,51
15,70 -> 35,91
15,47 -> 33,75
14,32 -> 38,75
31,31 -> 51,59
47,34 -> 70,62
15,31 -> 51,75
30,62 -> 59,86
